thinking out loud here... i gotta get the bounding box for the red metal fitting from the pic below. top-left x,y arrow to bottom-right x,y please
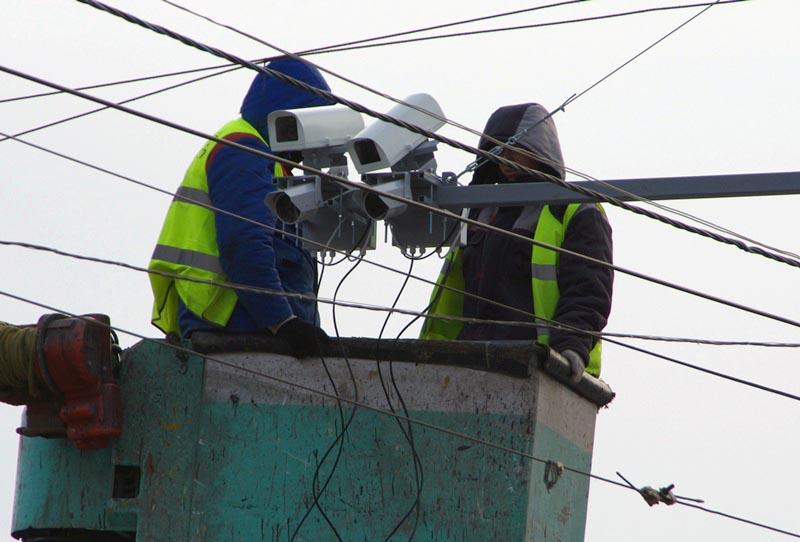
37,314 -> 122,450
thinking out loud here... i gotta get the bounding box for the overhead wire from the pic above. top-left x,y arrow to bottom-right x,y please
157,0 -> 794,267
311,1 -> 750,55
1,0 -> 719,105
4,237 -> 800,405
8,0 -> 785,268
5,2 -> 798,536
0,0 -> 788,266
450,0 -> 799,261
555,0 -> 800,261
6,1 -> 785,270
6,129 -> 796,352
65,0 -> 800,276
3,66 -> 799,333
1,288 -> 798,540
0,65 -> 241,144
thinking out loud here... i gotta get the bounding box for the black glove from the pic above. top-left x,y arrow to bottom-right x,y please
274,317 -> 329,358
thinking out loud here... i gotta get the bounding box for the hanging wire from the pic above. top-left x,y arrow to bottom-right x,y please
1,288 -> 798,540
5,131 -> 797,351
374,258 -> 424,541
2,71 -> 798,332
157,0 -> 794,266
6,0 -> 786,268
312,1 -> 749,55
45,1 -> 800,274
3,0 -> 788,270
6,0 -> 784,266
0,0 -> 735,105
4,237 -> 800,405
0,65 -> 241,144
290,257 -> 364,541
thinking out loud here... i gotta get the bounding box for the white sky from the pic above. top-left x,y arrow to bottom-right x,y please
2,0 -> 799,540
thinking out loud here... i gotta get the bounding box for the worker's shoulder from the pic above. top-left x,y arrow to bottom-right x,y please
206,131 -> 271,172
548,202 -> 603,222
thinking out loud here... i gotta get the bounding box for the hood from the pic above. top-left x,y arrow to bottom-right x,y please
240,58 -> 334,141
471,103 -> 565,185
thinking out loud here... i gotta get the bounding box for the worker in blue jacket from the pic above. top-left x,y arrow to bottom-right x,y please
149,58 -> 332,357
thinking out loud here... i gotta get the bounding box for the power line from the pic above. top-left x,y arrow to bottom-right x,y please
600,332 -> 800,348
551,0 -> 800,261
1,288 -> 797,540
8,0 -> 784,267
2,73 -> 798,334
4,238 -> 800,404
67,0 -> 800,273
309,0 -> 750,55
0,66 -> 240,144
164,0 -> 800,277
3,0 -> 780,274
1,1 -> 580,105
0,62 -> 237,104
11,1 -> 785,275
7,130 -> 797,352
0,0 -> 719,105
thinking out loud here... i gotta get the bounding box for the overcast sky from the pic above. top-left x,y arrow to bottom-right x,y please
2,0 -> 799,540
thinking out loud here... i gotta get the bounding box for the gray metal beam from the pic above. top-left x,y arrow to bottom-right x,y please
434,171 -> 800,208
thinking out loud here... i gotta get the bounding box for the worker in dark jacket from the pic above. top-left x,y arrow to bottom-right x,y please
420,103 -> 613,381
149,58 -> 331,357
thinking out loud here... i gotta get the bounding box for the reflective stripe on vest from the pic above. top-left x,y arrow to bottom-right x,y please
151,244 -> 224,275
148,117 -> 280,335
173,186 -> 213,207
420,203 -> 603,377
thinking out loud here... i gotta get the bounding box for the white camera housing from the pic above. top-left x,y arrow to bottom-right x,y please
267,105 -> 365,152
347,93 -> 445,173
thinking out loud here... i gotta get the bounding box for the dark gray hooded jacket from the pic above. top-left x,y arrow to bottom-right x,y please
458,104 -> 613,363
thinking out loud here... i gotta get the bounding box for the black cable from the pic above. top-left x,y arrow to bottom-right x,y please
289,246 -> 345,540
291,228 -> 372,540
374,259 -> 424,541
49,1 -> 800,271
315,0 -> 749,55
80,0 -> 800,272
0,66 -> 241,144
6,130 -> 797,353
0,0 -> 618,105
160,0 -> 786,265
291,252 -> 365,541
375,225 -> 460,540
4,67 -> 798,332
4,291 -> 797,539
6,236 -> 800,405
1,1 -> 744,105
9,0 -> 780,273
8,1 -> 788,277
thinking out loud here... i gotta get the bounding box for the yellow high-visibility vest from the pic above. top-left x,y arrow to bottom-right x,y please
148,117 -> 283,335
419,203 -> 603,377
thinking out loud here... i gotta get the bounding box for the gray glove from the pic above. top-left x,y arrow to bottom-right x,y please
561,349 -> 586,383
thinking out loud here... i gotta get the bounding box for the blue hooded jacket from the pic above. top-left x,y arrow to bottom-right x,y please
178,58 -> 334,336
